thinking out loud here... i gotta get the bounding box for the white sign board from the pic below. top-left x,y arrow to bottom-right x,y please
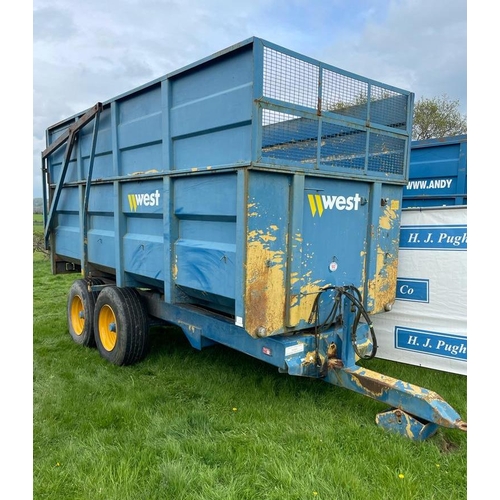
372,206 -> 467,375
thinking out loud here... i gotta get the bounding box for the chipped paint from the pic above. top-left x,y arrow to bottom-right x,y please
287,229 -> 328,326
366,204 -> 400,313
245,236 -> 287,337
244,222 -> 287,337
129,169 -> 159,176
178,320 -> 198,334
359,248 -> 367,303
379,203 -> 398,230
172,255 -> 178,280
368,247 -> 398,313
302,350 -> 324,367
288,280 -> 325,326
247,202 -> 259,218
348,367 -> 434,399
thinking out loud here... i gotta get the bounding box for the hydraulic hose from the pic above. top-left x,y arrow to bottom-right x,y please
309,285 -> 378,365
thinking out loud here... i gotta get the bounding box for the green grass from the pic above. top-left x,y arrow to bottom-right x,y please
33,250 -> 467,500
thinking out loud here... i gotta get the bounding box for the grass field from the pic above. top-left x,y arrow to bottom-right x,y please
32,218 -> 467,500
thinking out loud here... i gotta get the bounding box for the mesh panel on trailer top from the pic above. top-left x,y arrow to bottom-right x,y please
260,46 -> 409,177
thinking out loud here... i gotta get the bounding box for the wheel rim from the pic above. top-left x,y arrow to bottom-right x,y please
98,304 -> 118,351
70,295 -> 85,335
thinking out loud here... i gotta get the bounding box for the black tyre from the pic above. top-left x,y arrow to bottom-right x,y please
67,279 -> 103,347
93,286 -> 150,366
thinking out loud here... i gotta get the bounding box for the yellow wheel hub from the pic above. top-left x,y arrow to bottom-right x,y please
98,304 -> 118,351
70,295 -> 85,336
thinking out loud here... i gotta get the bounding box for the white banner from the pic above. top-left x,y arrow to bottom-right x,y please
372,206 -> 467,375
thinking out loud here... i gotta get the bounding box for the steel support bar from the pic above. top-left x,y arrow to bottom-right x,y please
42,103 -> 102,247
82,109 -> 102,276
41,103 -> 103,160
325,365 -> 467,433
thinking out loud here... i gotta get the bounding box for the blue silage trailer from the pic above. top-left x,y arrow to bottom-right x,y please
41,37 -> 466,441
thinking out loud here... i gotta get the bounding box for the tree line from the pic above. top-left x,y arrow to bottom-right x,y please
412,94 -> 466,141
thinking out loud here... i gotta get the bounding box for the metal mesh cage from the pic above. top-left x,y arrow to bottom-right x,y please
260,46 -> 409,178
322,68 -> 369,121
263,48 -> 319,110
262,109 -> 318,164
368,133 -> 406,174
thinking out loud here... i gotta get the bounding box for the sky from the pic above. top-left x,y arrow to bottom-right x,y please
32,0 -> 467,199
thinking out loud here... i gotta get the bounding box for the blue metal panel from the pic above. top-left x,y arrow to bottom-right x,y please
404,135 -> 467,207
82,154 -> 114,184
119,85 -> 162,122
87,184 -> 115,213
244,170 -> 291,336
87,229 -> 116,269
118,114 -> 162,152
169,45 -> 254,171
172,126 -> 252,170
170,46 -> 253,107
173,172 -> 238,309
120,143 -> 163,176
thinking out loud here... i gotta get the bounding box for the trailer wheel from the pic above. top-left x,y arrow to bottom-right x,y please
93,286 -> 150,366
67,279 -> 103,347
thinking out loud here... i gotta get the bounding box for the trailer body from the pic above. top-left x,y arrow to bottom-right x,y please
404,134 -> 467,207
42,37 -> 466,440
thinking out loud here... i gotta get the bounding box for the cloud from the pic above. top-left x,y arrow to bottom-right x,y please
32,0 -> 466,198
320,0 -> 466,109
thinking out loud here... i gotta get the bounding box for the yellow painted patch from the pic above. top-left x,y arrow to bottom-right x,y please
172,256 -> 178,281
287,280 -> 325,326
260,233 -> 277,242
366,205 -> 401,313
244,236 -> 287,338
379,204 -> 398,230
367,245 -> 398,313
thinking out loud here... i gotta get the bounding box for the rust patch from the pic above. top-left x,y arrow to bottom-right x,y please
350,370 -> 393,396
302,350 -> 324,366
350,368 -> 438,399
328,358 -> 344,369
